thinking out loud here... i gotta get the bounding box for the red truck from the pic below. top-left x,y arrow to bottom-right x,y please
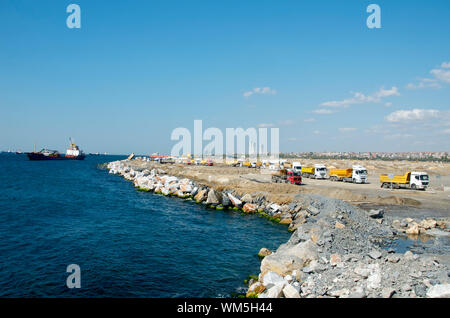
272,170 -> 302,185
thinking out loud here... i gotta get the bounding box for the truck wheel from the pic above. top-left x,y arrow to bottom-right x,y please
411,184 -> 416,190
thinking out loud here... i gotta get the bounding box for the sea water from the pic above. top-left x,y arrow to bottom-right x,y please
0,154 -> 290,297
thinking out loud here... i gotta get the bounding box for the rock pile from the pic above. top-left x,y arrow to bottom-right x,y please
392,217 -> 448,236
248,194 -> 450,298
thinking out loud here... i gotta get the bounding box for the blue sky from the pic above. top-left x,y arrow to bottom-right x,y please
1,0 -> 449,154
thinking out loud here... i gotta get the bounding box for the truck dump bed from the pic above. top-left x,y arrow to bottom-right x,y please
329,168 -> 352,178
301,167 -> 315,174
379,172 -> 411,184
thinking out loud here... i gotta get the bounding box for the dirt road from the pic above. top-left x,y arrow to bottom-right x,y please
128,159 -> 450,217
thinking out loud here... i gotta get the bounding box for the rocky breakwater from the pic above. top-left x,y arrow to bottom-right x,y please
248,194 -> 450,299
106,159 -> 305,223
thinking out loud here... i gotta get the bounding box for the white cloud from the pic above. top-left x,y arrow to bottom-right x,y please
313,130 -> 320,135
384,133 -> 414,139
406,78 -> 442,90
258,119 -> 294,128
430,67 -> 450,83
243,87 -> 277,98
364,107 -> 450,148
385,109 -> 440,123
313,109 -> 335,115
406,62 -> 450,89
320,86 -> 399,108
338,127 -> 357,133
374,87 -> 400,99
287,137 -> 297,142
278,119 -> 294,126
303,118 -> 316,122
385,102 -> 392,107
257,123 -> 275,128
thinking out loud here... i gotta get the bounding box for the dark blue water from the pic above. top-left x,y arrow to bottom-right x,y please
0,154 -> 290,297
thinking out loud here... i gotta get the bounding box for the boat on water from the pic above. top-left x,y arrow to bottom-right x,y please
26,139 -> 86,161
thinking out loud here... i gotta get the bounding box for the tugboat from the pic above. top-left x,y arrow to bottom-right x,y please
26,139 -> 86,161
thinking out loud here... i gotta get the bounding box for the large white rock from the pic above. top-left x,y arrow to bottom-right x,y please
366,264 -> 382,290
227,193 -> 242,208
427,284 -> 450,298
282,284 -> 300,298
262,272 -> 285,287
165,176 -> 178,185
270,203 -> 281,212
264,284 -> 284,298
206,189 -> 220,205
260,240 -> 318,277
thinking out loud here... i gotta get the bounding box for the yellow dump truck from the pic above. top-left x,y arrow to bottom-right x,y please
242,161 -> 263,168
329,169 -> 352,180
301,164 -> 327,179
226,159 -> 239,166
242,161 -> 252,167
198,159 -> 214,166
329,165 -> 367,183
301,167 -> 315,174
379,171 -> 429,190
282,162 -> 292,169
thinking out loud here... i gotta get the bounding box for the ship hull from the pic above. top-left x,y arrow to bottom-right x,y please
26,153 -> 86,161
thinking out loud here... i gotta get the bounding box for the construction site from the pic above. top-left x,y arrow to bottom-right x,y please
129,155 -> 450,216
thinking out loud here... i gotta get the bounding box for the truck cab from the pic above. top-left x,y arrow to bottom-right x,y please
292,162 -> 302,174
314,164 -> 327,179
268,160 -> 281,171
287,170 -> 302,185
411,172 -> 429,190
352,165 -> 368,184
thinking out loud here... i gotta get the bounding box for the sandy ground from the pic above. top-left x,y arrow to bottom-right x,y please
129,159 -> 450,218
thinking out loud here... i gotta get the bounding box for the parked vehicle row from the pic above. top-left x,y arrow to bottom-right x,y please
143,155 -> 430,191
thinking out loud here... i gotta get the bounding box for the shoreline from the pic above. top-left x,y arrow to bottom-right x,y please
103,158 -> 450,298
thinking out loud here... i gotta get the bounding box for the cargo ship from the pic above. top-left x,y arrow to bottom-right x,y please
26,139 -> 86,161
